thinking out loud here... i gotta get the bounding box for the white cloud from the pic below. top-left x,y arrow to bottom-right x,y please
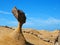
0,10 -> 12,15
0,17 -> 60,26
0,18 -> 18,26
0,16 -> 60,30
24,17 -> 60,27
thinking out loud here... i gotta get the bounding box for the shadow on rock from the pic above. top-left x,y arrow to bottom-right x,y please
26,41 -> 34,45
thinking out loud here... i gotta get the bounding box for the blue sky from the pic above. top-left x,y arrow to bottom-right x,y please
0,0 -> 60,31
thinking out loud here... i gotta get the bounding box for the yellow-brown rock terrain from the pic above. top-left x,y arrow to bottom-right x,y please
0,26 -> 59,45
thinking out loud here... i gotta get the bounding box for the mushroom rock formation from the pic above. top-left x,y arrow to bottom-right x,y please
0,7 -> 26,45
10,7 -> 26,45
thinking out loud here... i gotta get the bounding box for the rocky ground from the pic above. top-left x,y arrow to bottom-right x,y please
0,26 -> 59,45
